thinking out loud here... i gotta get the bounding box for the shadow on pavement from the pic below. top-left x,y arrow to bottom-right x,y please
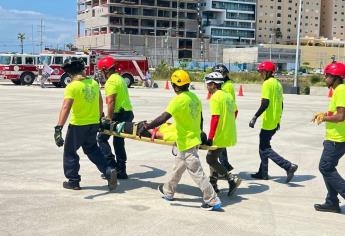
83,165 -> 166,199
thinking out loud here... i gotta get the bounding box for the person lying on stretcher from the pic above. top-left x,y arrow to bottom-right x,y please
101,120 -> 208,145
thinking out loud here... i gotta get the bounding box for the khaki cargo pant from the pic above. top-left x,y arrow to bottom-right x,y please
163,146 -> 217,204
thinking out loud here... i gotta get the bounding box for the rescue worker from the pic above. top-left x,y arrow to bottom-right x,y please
97,56 -> 134,179
312,62 -> 345,213
138,69 -> 221,211
212,64 -> 236,174
54,58 -> 117,191
204,72 -> 241,196
249,61 -> 298,182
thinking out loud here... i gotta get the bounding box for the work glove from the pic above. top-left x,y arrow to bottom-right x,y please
54,125 -> 64,147
137,121 -> 149,138
311,112 -> 325,125
205,139 -> 213,146
249,116 -> 257,128
100,117 -> 112,131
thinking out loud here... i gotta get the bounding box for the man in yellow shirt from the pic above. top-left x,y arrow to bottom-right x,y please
138,70 -> 221,211
97,57 -> 134,179
204,72 -> 241,196
249,61 -> 298,182
212,64 -> 237,175
313,62 -> 345,213
54,59 -> 117,191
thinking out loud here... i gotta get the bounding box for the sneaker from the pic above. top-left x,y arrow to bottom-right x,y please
63,181 -> 81,190
314,203 -> 341,213
158,184 -> 173,201
106,168 -> 118,191
251,172 -> 269,180
117,172 -> 129,180
201,197 -> 222,211
228,175 -> 242,197
286,164 -> 298,183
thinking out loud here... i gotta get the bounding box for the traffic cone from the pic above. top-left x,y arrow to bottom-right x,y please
207,92 -> 212,100
165,80 -> 169,90
237,85 -> 244,96
328,87 -> 333,98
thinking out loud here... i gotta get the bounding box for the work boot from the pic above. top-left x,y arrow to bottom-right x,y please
251,172 -> 269,180
106,167 -> 118,191
314,203 -> 341,213
228,174 -> 242,197
286,164 -> 298,183
63,181 -> 81,190
117,172 -> 129,179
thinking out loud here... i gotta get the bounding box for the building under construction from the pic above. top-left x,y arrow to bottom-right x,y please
76,0 -> 206,65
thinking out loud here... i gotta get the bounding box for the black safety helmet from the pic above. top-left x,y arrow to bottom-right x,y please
61,58 -> 85,76
212,64 -> 229,75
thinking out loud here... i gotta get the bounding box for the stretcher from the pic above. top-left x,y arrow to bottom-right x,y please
101,121 -> 218,151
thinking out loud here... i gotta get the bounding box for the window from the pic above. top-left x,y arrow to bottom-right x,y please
53,56 -> 63,65
25,57 -> 35,65
12,56 -> 22,64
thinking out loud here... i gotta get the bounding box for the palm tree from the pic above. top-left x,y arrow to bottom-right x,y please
17,33 -> 26,54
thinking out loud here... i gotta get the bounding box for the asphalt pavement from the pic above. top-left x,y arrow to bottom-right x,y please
0,80 -> 344,236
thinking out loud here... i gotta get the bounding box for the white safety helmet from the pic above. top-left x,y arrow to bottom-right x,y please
204,72 -> 224,84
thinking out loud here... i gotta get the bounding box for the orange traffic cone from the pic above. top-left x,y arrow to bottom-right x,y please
328,87 -> 333,98
207,92 -> 212,100
237,85 -> 244,96
165,80 -> 169,90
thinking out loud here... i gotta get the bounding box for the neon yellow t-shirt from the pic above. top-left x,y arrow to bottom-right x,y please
104,73 -> 132,113
326,84 -> 345,142
261,77 -> 283,130
222,80 -> 238,111
64,78 -> 100,126
158,123 -> 177,142
165,91 -> 202,151
210,90 -> 237,147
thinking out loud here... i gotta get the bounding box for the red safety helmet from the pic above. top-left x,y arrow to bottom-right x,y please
97,56 -> 116,71
257,61 -> 276,72
324,62 -> 345,78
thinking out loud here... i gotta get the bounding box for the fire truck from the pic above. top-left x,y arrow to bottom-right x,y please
39,49 -> 149,88
0,53 -> 38,85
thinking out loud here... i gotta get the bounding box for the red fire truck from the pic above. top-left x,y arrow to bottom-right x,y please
0,53 -> 38,85
39,49 -> 149,88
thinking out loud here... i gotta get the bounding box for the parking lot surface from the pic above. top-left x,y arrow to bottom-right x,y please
0,81 -> 344,236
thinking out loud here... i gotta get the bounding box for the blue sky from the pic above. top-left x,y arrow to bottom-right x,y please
0,0 -> 76,53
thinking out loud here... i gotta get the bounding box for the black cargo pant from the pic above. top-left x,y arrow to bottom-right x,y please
63,124 -> 109,183
206,148 -> 231,186
97,110 -> 134,174
319,140 -> 345,206
219,148 -> 234,172
258,127 -> 292,176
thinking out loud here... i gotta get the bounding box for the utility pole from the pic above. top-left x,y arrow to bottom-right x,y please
37,19 -> 44,52
293,0 -> 302,91
176,0 -> 179,61
31,25 -> 35,54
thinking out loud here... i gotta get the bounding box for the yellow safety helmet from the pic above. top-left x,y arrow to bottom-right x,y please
171,69 -> 191,86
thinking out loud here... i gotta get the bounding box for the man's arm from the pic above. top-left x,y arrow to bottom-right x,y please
146,112 -> 172,129
57,99 -> 73,126
105,94 -> 116,120
99,91 -> 103,116
254,98 -> 269,118
249,98 -> 269,128
323,107 -> 345,123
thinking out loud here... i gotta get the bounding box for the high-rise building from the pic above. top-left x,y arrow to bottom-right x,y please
200,0 -> 256,45
256,0 -> 321,44
76,0 -> 202,63
320,0 -> 345,40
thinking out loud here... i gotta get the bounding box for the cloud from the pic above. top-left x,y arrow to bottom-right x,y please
0,5 -> 76,52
